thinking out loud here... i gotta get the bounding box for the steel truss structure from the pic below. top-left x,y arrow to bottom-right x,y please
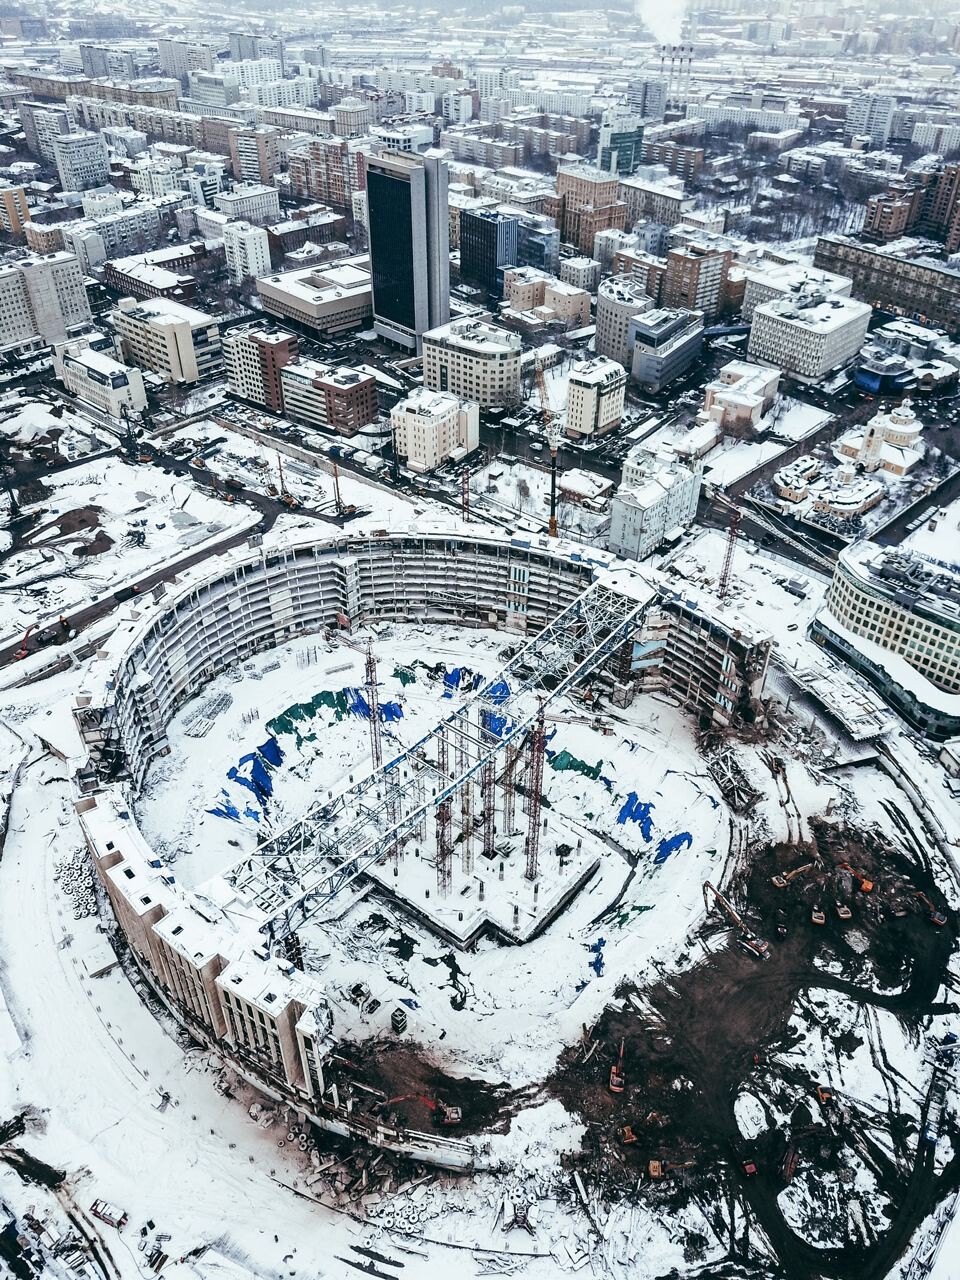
226,573 -> 652,948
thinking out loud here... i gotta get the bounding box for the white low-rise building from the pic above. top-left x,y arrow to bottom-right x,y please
836,399 -> 924,477
54,336 -> 147,416
257,256 -> 373,337
391,387 -> 479,472
703,360 -> 780,431
608,451 -> 702,561
422,318 -> 522,407
214,183 -> 281,225
565,357 -> 626,440
748,292 -> 871,381
110,296 -> 222,384
740,259 -> 852,323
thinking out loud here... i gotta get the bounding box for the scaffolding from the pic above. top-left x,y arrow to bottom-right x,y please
227,573 -> 653,948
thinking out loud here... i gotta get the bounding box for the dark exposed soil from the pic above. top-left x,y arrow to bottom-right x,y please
332,1041 -> 511,1135
545,817 -> 959,1280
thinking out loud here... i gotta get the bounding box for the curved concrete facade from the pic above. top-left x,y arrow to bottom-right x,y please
73,526 -> 769,1168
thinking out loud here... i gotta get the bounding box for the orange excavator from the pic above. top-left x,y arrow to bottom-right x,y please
609,1039 -> 626,1094
916,892 -> 948,927
839,862 -> 874,893
13,624 -> 35,660
771,862 -> 814,889
703,882 -> 771,961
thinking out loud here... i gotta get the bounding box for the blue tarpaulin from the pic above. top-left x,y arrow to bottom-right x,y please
586,937 -> 606,976
207,790 -> 241,821
486,679 -> 510,705
258,736 -> 284,767
655,831 -> 692,864
443,667 -> 463,697
616,792 -> 655,840
481,710 -> 509,737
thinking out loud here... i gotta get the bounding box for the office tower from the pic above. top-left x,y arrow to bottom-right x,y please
110,296 -> 222,384
662,244 -> 731,322
222,323 -> 298,410
53,130 -> 110,192
845,93 -> 897,146
19,100 -> 75,161
626,78 -> 667,120
459,208 -> 518,294
229,32 -> 284,70
157,38 -> 216,79
79,43 -> 136,79
0,252 -> 92,346
223,220 -> 271,284
228,126 -> 281,183
334,97 -> 372,139
598,109 -> 644,176
366,149 -> 450,352
0,183 -> 30,234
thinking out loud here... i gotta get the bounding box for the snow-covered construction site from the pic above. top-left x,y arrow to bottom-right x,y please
1,516 -> 959,1280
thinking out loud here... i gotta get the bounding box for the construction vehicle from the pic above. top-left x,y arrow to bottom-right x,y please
916,891 -> 948,927
13,624 -> 35,660
771,862 -> 814,889
436,1101 -> 462,1126
839,862 -> 874,893
648,1159 -> 695,1180
279,492 -> 300,509
815,1085 -> 833,1104
811,905 -> 826,926
741,1159 -> 758,1176
835,901 -> 852,922
702,881 -> 771,961
620,1125 -> 637,1145
609,1039 -> 626,1093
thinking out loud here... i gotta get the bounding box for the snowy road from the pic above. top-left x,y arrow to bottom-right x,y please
0,753 -> 483,1278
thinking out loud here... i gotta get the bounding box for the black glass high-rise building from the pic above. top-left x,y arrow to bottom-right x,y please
459,208 -> 518,296
366,149 -> 450,352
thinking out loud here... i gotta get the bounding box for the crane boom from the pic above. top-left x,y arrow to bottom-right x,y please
534,357 -> 562,539
703,880 -> 746,931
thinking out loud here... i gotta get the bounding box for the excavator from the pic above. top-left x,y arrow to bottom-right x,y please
703,882 -> 771,961
13,624 -> 35,660
916,891 -> 948,927
648,1159 -> 696,1180
771,862 -> 814,889
839,861 -> 874,893
609,1039 -> 626,1094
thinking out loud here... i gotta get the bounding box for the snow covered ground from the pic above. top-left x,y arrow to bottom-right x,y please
167,417 -> 421,529
470,457 -> 609,541
0,396 -> 115,457
0,456 -> 257,644
137,624 -> 731,1085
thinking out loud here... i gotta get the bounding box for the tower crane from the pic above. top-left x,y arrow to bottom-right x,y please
534,357 -> 563,538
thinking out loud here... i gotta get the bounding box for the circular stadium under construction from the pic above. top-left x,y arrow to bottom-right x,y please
73,525 -> 771,1168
